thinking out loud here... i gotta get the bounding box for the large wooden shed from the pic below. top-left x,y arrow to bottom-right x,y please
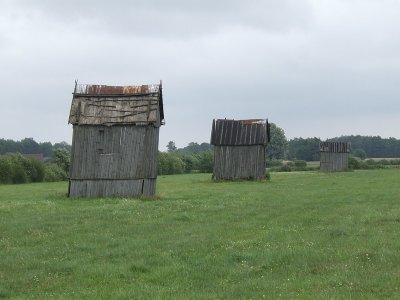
68,82 -> 164,197
320,141 -> 351,172
210,119 -> 270,180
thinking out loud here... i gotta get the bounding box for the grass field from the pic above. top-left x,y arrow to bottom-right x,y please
1,169 -> 400,299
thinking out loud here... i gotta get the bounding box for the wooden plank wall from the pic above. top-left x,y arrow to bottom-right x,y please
320,152 -> 349,172
213,145 -> 266,180
69,179 -> 156,197
319,141 -> 350,172
69,125 -> 159,197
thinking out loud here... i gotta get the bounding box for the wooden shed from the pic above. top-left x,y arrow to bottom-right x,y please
210,119 -> 270,180
320,141 -> 351,172
68,82 -> 164,197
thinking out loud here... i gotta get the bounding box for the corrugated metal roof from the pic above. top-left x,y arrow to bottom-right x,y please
74,84 -> 160,95
210,119 -> 269,146
320,142 -> 351,153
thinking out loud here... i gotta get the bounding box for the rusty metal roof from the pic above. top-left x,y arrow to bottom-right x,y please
210,119 -> 270,146
74,84 -> 160,95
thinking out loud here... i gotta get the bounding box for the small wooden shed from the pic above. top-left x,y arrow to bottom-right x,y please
320,141 -> 351,172
210,119 -> 270,180
68,82 -> 164,197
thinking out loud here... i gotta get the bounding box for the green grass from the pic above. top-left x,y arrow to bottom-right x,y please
1,170 -> 400,299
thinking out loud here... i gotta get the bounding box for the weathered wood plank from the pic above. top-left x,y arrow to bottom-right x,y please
213,145 -> 266,180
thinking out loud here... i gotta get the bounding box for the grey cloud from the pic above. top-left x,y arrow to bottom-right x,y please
10,0 -> 313,37
0,0 -> 399,146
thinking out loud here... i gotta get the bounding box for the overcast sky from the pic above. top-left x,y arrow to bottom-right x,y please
1,0 -> 399,149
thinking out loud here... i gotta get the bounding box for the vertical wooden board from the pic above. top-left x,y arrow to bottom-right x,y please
320,151 -> 349,172
142,179 -> 156,197
213,145 -> 266,180
69,179 -> 152,197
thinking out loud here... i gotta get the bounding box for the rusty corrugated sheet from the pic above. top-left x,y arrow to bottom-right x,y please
74,84 -> 160,95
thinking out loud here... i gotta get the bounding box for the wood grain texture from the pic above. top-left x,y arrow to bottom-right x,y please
320,142 -> 350,172
69,125 -> 159,197
213,145 -> 266,180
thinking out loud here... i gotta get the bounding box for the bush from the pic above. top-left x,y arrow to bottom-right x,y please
266,159 -> 283,167
0,153 -> 47,184
197,151 -> 213,173
294,160 -> 307,168
12,163 -> 28,183
348,156 -> 360,169
286,161 -> 295,167
52,148 -> 70,173
44,163 -> 68,182
180,154 -> 200,173
29,159 -> 45,182
158,151 -> 213,175
378,159 -> 390,165
158,152 -> 185,175
0,157 -> 12,183
275,164 -> 293,172
353,148 -> 367,160
390,159 -> 400,165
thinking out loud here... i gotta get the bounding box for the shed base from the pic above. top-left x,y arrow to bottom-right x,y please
68,179 -> 156,198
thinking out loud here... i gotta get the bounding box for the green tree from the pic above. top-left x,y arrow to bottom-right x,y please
197,151 -> 213,173
166,141 -> 177,152
266,123 -> 288,160
157,152 -> 185,175
287,137 -> 321,161
43,164 -> 68,182
179,154 -> 200,173
20,138 -> 40,154
0,157 -> 13,183
52,148 -> 70,173
353,148 -> 367,160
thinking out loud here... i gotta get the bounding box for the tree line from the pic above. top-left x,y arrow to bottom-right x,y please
0,138 -> 71,157
0,149 -> 70,184
286,135 -> 400,161
1,127 -> 400,183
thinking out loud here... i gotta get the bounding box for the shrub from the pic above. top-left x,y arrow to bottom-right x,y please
294,160 -> 307,168
29,159 -> 45,182
286,161 -> 295,167
266,159 -> 283,167
0,157 -> 12,184
353,148 -> 367,160
180,154 -> 200,173
390,159 -> 400,165
44,163 -> 68,182
8,154 -> 30,183
197,151 -> 213,173
158,152 -> 185,175
52,148 -> 70,173
0,153 -> 46,184
378,159 -> 390,165
348,156 -> 360,169
276,164 -> 292,172
12,164 -> 27,183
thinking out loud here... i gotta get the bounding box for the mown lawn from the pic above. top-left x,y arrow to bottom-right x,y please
1,169 -> 400,299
